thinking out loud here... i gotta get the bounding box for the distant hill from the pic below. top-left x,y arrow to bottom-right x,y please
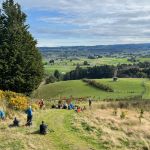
39,43 -> 150,54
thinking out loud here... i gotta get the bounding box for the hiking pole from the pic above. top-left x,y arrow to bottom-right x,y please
48,128 -> 54,133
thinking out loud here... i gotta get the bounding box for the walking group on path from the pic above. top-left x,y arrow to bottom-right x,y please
0,97 -> 93,135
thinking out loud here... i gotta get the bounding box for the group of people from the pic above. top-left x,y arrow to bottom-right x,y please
8,106 -> 33,127
51,98 -> 92,113
0,98 -> 93,135
0,105 -> 48,135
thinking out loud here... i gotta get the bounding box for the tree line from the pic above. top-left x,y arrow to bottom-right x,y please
46,62 -> 150,84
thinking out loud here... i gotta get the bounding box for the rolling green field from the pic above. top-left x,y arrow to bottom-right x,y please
44,57 -> 132,74
44,57 -> 150,74
32,78 -> 150,100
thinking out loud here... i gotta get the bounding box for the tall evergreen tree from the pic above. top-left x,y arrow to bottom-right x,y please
0,0 -> 44,94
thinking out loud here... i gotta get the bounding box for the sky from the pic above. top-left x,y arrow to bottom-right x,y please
1,0 -> 150,47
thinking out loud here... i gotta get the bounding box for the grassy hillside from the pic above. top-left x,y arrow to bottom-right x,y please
1,102 -> 150,150
32,78 -> 148,100
73,106 -> 150,150
0,109 -> 102,150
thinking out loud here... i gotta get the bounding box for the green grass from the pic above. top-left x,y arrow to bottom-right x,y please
0,110 -> 102,150
32,80 -> 103,99
44,57 -> 132,74
139,57 -> 150,62
142,79 -> 150,99
32,78 -> 148,100
43,57 -> 150,75
44,65 -> 75,74
44,57 -> 150,75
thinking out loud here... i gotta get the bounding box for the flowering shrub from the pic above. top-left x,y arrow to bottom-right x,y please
9,96 -> 28,110
4,91 -> 23,99
0,90 -> 39,117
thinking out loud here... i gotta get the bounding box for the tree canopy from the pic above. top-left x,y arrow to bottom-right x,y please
0,0 -> 43,94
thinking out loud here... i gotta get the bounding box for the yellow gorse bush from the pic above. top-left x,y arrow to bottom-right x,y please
4,90 -> 23,99
9,96 -> 28,110
0,90 -> 38,111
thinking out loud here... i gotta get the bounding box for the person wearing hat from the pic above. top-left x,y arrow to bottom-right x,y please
26,106 -> 33,126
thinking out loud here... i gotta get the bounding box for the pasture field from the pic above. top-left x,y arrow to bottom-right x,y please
44,57 -> 132,74
44,57 -> 150,74
32,78 -> 149,100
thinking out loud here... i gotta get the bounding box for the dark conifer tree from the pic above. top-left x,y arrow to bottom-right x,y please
0,0 -> 43,94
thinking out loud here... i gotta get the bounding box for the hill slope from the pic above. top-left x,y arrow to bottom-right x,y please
0,110 -> 102,150
32,78 -> 148,100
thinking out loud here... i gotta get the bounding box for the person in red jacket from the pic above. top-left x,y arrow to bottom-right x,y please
39,99 -> 44,109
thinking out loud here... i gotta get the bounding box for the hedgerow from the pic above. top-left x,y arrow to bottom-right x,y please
82,79 -> 114,92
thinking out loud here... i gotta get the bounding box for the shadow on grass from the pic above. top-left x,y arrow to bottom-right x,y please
30,129 -> 54,135
30,130 -> 40,135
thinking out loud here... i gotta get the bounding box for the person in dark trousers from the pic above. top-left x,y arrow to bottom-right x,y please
89,98 -> 92,108
26,106 -> 33,126
13,117 -> 20,127
40,121 -> 47,135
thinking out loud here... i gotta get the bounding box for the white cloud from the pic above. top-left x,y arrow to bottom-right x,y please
1,0 -> 150,46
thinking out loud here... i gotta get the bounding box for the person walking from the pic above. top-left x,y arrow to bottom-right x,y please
26,106 -> 33,126
89,98 -> 92,109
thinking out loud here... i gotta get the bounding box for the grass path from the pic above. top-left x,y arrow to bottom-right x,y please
0,110 -> 101,150
34,109 -> 99,150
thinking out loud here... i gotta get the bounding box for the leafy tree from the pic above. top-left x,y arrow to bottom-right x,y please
54,70 -> 61,80
45,75 -> 57,84
49,59 -> 54,64
0,0 -> 43,94
83,61 -> 89,65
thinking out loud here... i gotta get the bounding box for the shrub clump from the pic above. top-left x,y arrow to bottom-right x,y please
0,90 -> 37,111
9,96 -> 28,110
82,79 -> 114,92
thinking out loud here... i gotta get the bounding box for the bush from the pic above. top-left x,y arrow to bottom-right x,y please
82,79 -> 114,92
83,61 -> 89,65
9,96 -> 29,110
120,111 -> 126,119
45,75 -> 57,84
0,90 -> 32,111
4,91 -> 23,99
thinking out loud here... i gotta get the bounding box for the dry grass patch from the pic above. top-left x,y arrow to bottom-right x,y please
72,106 -> 150,150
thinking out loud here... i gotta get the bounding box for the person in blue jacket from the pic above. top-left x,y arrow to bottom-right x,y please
26,106 -> 33,126
0,109 -> 5,120
68,103 -> 74,110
